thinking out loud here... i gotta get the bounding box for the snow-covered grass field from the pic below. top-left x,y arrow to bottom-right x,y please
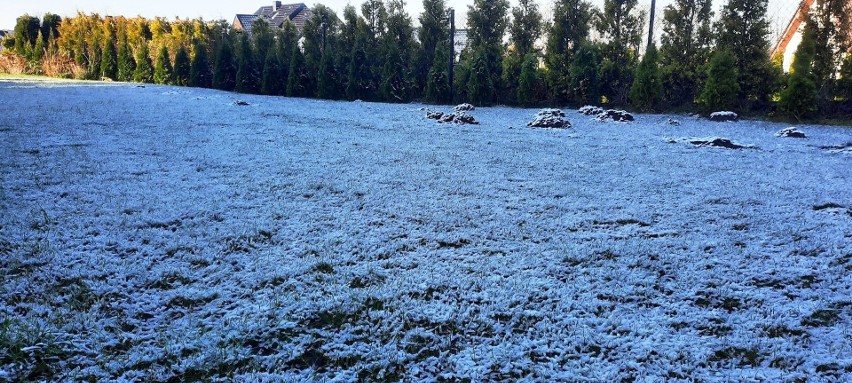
1,78 -> 850,382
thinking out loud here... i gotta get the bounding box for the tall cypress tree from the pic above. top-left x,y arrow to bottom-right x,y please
716,0 -> 774,109
251,19 -> 274,67
45,28 -> 59,56
778,21 -> 818,120
32,31 -> 45,63
101,27 -> 118,80
13,15 -> 40,57
467,48 -> 494,105
173,45 -> 191,86
235,32 -> 260,93
379,0 -> 416,102
338,5 -> 360,94
287,43 -> 309,97
133,41 -> 154,83
629,44 -> 664,111
569,42 -> 601,105
261,35 -> 284,95
545,0 -> 593,102
807,0 -> 851,105
189,41 -> 213,88
464,0 -> 510,105
41,14 -> 61,43
213,34 -> 236,91
363,0 -> 387,94
347,18 -> 377,100
88,41 -> 102,80
699,50 -> 740,112
75,36 -> 89,72
154,45 -> 173,84
278,22 -> 298,92
317,44 -> 340,99
659,0 -> 714,107
517,53 -> 540,106
425,42 -> 452,103
416,0 -> 449,94
117,35 -> 136,82
595,0 -> 645,106
503,0 -> 542,104
301,4 -> 339,97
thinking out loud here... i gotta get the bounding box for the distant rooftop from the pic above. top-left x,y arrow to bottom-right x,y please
234,2 -> 311,34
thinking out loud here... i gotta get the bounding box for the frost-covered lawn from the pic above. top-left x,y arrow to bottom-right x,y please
1,79 -> 850,382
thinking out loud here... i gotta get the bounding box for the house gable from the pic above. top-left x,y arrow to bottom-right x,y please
235,2 -> 311,33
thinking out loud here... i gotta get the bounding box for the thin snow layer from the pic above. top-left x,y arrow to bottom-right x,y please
1,79 -> 851,382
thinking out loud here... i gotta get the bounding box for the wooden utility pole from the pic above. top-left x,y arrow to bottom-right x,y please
647,0 -> 656,50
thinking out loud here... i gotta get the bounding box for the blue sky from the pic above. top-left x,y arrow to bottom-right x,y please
1,0 -> 793,37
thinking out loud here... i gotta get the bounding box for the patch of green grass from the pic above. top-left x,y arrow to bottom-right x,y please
802,309 -> 841,327
763,325 -> 807,338
147,271 -> 194,290
311,262 -> 335,274
167,293 -> 219,309
0,317 -> 68,382
708,346 -> 763,367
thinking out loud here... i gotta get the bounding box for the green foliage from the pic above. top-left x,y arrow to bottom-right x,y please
213,35 -> 236,91
501,52 -> 522,104
699,50 -> 740,112
509,0 -> 542,59
251,19 -> 274,66
101,29 -> 118,80
425,42 -> 452,103
32,31 -> 45,63
189,41 -> 212,88
595,0 -> 644,106
569,42 -> 601,105
467,49 -> 494,105
347,18 -> 378,101
1,37 -> 14,50
154,45 -> 173,84
545,0 -> 593,102
14,15 -> 40,57
839,55 -> 852,100
88,42 -> 102,80
659,0 -> 714,107
416,0 -> 449,93
0,318 -> 67,383
117,36 -> 136,81
630,45 -> 664,112
317,47 -> 340,99
133,41 -> 153,83
287,44 -> 309,97
173,45 -> 190,86
517,53 -> 540,106
779,24 -> 818,120
453,50 -> 472,102
338,5 -> 359,94
10,8 -> 846,119
301,4 -> 339,97
716,0 -> 774,107
466,0 -> 510,104
379,0 -> 416,103
234,32 -> 259,93
362,0 -> 388,37
74,38 -> 88,70
504,0 -> 542,104
41,13 -> 61,42
261,37 -> 284,95
807,0 -> 851,104
279,22 -> 297,85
